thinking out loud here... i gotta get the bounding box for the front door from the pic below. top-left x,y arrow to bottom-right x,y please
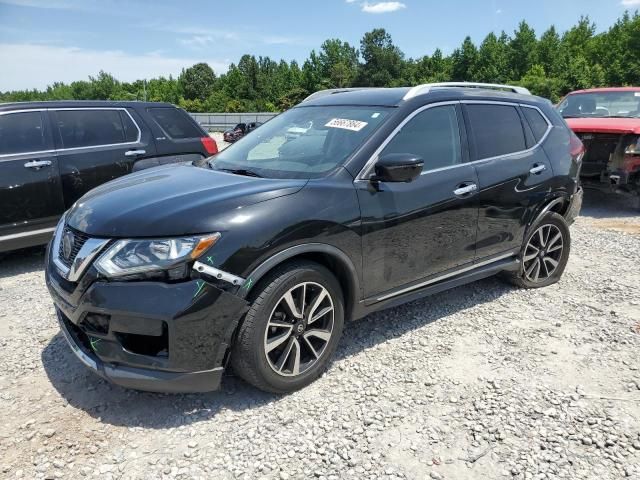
50,108 -> 153,208
356,103 -> 479,299
0,110 -> 64,241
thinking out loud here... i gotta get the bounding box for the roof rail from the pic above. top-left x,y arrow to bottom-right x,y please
403,82 -> 531,100
303,88 -> 374,102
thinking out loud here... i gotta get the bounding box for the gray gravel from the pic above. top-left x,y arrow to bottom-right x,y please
0,191 -> 639,480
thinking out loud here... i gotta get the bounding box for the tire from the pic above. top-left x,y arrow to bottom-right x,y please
502,212 -> 571,289
230,261 -> 344,393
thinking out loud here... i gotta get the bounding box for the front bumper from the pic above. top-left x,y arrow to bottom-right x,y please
57,310 -> 224,392
45,245 -> 249,393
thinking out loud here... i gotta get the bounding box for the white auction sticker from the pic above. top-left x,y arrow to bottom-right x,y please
325,118 -> 368,132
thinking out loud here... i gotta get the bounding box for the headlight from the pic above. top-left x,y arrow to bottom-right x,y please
95,234 -> 220,277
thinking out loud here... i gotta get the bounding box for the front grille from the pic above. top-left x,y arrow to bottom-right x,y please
57,225 -> 90,268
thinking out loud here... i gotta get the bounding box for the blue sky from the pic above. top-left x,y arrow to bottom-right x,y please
0,0 -> 638,90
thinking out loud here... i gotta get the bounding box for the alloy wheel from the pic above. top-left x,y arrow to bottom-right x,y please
523,224 -> 564,282
263,282 -> 335,377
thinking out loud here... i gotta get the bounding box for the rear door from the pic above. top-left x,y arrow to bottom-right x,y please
0,110 -> 64,243
51,108 -> 155,207
464,102 -> 554,259
357,103 -> 480,298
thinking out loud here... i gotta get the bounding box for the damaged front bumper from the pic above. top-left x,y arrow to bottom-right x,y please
45,246 -> 249,393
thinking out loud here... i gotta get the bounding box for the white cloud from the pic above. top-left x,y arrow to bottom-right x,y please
496,8 -> 502,14
0,43 -> 230,91
361,1 -> 406,13
621,0 -> 640,5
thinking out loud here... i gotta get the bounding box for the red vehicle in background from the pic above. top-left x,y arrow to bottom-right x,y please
558,87 -> 640,205
223,122 -> 262,143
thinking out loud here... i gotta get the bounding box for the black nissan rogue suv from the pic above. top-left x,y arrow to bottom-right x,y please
45,83 -> 584,394
0,101 -> 217,253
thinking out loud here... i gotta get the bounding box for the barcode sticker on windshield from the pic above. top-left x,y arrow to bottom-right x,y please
635,92 -> 640,97
325,118 -> 368,132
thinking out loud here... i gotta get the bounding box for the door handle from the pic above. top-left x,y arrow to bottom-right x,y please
124,149 -> 146,157
529,164 -> 546,175
24,160 -> 52,169
453,183 -> 478,196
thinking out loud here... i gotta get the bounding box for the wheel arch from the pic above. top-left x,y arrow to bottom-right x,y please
238,243 -> 361,321
527,193 -> 570,235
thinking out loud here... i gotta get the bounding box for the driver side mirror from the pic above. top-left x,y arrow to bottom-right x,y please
371,153 -> 423,183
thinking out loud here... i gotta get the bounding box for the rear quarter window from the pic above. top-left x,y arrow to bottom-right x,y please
467,104 -> 526,159
147,107 -> 202,139
522,107 -> 550,143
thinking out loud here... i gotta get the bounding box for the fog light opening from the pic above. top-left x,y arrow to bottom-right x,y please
115,323 -> 169,358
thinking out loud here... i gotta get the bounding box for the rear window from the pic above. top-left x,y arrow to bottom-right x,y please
148,107 -> 202,139
522,107 -> 550,143
55,110 -> 133,149
467,104 -> 526,159
0,111 -> 47,155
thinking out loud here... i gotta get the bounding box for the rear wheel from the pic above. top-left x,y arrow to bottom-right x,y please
231,261 -> 344,393
502,212 -> 571,289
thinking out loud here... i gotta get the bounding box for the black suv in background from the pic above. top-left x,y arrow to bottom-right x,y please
0,101 -> 218,253
45,83 -> 584,394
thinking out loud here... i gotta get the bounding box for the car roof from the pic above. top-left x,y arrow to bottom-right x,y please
566,86 -> 640,95
0,100 -> 176,112
300,86 -> 544,108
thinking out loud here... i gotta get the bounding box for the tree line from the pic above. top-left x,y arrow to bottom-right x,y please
2,12 -> 639,112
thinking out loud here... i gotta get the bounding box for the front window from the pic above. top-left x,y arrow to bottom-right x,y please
558,91 -> 640,119
209,106 -> 392,179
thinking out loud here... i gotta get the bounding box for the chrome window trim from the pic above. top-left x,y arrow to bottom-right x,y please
375,251 -> 517,302
51,107 -> 142,151
355,101 -> 460,181
354,100 -> 554,181
461,101 -> 553,163
0,107 -> 142,159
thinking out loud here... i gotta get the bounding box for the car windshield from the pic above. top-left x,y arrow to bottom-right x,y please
208,105 -> 392,179
558,91 -> 640,118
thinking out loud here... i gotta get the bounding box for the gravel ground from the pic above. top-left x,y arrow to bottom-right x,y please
0,190 -> 639,480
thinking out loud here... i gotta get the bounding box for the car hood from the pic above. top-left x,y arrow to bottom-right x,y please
66,164 -> 307,237
565,117 -> 640,135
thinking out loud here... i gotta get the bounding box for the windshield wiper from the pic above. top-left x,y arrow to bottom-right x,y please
216,168 -> 263,178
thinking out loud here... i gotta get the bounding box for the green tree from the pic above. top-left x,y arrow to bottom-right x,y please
178,63 -> 216,101
357,28 -> 405,87
474,32 -> 511,83
509,21 -> 538,79
318,39 -> 359,88
451,36 -> 478,81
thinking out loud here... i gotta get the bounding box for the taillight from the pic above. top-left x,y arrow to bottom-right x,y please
201,136 -> 218,156
569,132 -> 585,160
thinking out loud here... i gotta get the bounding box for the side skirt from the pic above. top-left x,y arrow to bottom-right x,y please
351,255 -> 519,320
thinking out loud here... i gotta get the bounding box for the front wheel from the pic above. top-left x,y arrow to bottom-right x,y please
231,261 -> 344,393
502,212 -> 571,289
